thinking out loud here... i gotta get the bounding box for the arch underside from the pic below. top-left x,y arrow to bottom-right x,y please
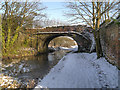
43,33 -> 91,53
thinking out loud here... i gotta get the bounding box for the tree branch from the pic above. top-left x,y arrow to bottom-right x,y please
79,2 -> 93,15
100,2 -> 119,16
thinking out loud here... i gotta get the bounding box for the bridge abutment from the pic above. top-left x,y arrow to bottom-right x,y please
36,37 -> 49,54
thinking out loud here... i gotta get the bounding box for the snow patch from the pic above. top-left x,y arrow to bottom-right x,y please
35,53 -> 118,88
59,45 -> 78,51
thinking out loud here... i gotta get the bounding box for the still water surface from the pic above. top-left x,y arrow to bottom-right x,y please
2,50 -> 69,87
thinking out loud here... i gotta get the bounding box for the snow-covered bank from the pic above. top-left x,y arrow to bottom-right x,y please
35,53 -> 118,88
59,45 -> 78,51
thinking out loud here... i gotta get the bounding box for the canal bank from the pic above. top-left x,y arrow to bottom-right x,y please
1,49 -> 71,88
2,48 -> 37,60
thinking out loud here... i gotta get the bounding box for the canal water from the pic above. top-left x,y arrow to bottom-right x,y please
1,50 -> 70,88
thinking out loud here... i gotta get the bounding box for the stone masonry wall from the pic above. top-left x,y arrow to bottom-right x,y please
100,19 -> 119,67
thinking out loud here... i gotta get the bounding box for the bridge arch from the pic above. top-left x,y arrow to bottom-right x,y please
48,36 -> 78,48
36,32 -> 92,53
45,35 -> 79,51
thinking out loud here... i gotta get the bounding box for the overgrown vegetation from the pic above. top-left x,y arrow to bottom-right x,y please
0,1 -> 46,57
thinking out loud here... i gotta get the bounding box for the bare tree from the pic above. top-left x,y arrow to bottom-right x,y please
65,1 -> 119,58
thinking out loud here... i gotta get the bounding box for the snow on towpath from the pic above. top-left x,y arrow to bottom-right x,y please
35,53 -> 118,88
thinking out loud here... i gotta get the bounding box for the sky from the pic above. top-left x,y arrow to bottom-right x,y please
42,2 -> 69,22
0,2 -> 70,24
0,1 -> 118,26
42,2 -> 86,25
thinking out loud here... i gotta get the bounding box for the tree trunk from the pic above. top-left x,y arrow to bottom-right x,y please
92,2 -> 97,53
96,2 -> 103,58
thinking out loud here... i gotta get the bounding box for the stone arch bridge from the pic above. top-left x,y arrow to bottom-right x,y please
26,25 -> 93,53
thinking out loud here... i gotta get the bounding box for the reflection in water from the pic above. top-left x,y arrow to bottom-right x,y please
2,50 -> 68,88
